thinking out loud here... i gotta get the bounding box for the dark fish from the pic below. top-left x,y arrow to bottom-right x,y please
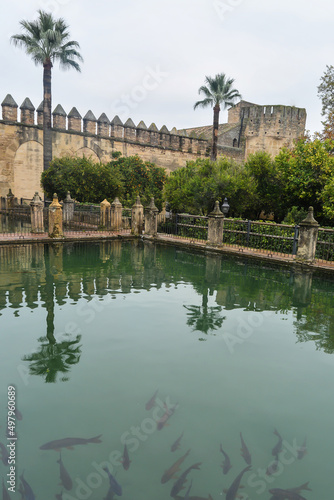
287,482 -> 312,494
157,403 -> 177,430
15,408 -> 23,420
20,472 -> 35,500
145,389 -> 159,410
272,429 -> 283,457
220,443 -> 232,474
170,462 -> 201,498
268,488 -> 307,499
2,478 -> 11,500
103,467 -> 122,496
103,487 -> 116,500
225,465 -> 251,500
121,444 -> 131,471
171,432 -> 184,452
175,496 -> 213,500
161,449 -> 191,483
57,452 -> 73,490
297,437 -> 307,459
184,479 -> 193,500
266,459 -> 279,476
0,442 -> 9,465
240,433 -> 251,465
40,434 -> 102,450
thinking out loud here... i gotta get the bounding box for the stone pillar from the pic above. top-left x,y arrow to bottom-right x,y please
68,107 -> 82,132
111,197 -> 123,230
30,192 -> 44,233
48,194 -> 63,238
296,207 -> 319,262
52,104 -> 67,129
144,198 -> 159,236
207,201 -> 225,245
20,98 -> 35,125
131,196 -> 144,236
63,191 -> 75,223
37,101 -> 44,126
1,94 -> 18,121
100,199 -> 111,229
83,110 -> 97,135
124,118 -> 136,141
159,125 -> 170,148
110,115 -> 124,138
6,189 -> 15,209
136,121 -> 150,143
149,123 -> 159,146
97,113 -> 110,136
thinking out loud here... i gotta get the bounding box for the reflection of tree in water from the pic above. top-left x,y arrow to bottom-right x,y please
22,335 -> 82,383
184,287 -> 226,335
294,307 -> 334,354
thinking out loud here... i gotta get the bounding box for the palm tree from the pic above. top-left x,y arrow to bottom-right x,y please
194,73 -> 241,161
11,10 -> 83,171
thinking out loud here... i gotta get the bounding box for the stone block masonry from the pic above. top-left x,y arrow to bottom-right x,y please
0,94 -> 306,200
0,94 -> 209,199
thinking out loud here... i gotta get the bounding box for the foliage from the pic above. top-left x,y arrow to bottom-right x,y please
317,65 -> 334,117
194,73 -> 241,161
10,10 -> 83,70
244,151 -> 284,220
41,154 -> 167,209
274,138 -> 334,221
164,157 -> 256,216
283,206 -> 308,225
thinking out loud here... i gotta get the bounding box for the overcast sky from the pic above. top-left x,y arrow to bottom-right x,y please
1,0 -> 333,135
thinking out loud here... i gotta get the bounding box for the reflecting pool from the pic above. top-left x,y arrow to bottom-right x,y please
0,240 -> 334,499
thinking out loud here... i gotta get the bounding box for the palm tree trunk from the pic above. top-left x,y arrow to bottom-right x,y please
211,104 -> 220,161
43,60 -> 53,171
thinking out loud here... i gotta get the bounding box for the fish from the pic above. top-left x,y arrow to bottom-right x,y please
161,449 -> 191,484
121,443 -> 131,471
157,403 -> 178,431
103,467 -> 122,496
268,488 -> 307,499
272,429 -> 283,457
297,437 -> 307,459
2,478 -> 11,500
171,432 -> 184,452
240,433 -> 251,465
170,462 -> 202,498
57,452 -> 73,490
103,487 -> 116,500
175,496 -> 213,500
0,441 -> 9,465
287,482 -> 312,494
266,459 -> 279,476
184,479 -> 193,500
145,389 -> 159,410
15,408 -> 23,420
225,465 -> 251,500
55,492 -> 63,500
220,443 -> 232,474
20,472 -> 36,500
40,434 -> 102,450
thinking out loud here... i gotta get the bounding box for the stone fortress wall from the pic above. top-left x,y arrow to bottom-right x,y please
0,94 -> 306,200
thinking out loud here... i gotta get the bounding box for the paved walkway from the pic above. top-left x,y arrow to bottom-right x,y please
1,230 -> 334,273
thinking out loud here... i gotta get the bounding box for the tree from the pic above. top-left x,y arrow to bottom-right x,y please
317,65 -> 334,117
194,73 -> 241,161
11,10 -> 83,171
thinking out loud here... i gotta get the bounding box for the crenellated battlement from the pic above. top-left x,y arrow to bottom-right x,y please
0,94 -> 208,154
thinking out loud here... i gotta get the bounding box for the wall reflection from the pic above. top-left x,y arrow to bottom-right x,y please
1,241 -> 334,377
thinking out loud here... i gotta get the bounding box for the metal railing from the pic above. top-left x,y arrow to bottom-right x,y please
315,228 -> 334,263
223,219 -> 299,257
158,214 -> 208,243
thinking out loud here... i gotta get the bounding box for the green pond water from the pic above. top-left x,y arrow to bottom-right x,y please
0,240 -> 334,500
